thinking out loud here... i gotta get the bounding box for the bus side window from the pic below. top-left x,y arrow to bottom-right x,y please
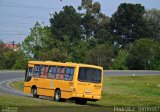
33,65 -> 41,77
64,67 -> 74,81
55,67 -> 65,80
41,65 -> 48,78
48,66 -> 56,79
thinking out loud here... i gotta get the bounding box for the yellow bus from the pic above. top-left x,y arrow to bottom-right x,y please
24,61 -> 103,105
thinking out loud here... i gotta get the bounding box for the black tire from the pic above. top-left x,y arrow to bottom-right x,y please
61,98 -> 66,102
32,88 -> 39,98
75,99 -> 87,105
54,89 -> 61,102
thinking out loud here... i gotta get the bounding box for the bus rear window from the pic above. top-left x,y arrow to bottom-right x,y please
78,67 -> 101,83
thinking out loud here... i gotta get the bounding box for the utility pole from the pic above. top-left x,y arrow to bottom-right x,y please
10,41 -> 16,50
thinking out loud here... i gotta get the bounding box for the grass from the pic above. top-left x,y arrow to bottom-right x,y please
0,95 -> 76,106
4,76 -> 160,107
90,75 -> 160,106
10,80 -> 24,92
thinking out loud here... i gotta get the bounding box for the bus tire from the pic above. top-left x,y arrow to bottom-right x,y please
75,99 -> 87,105
32,88 -> 39,98
54,89 -> 61,102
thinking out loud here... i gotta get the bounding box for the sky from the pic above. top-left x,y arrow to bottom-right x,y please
0,0 -> 160,44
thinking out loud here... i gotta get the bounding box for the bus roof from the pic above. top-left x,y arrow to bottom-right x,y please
28,61 -> 103,69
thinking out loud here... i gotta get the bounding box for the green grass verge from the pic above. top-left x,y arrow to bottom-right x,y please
0,95 -> 77,106
7,76 -> 160,106
92,75 -> 160,106
10,80 -> 24,92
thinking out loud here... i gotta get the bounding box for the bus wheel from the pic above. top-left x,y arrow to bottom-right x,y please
54,89 -> 61,102
32,88 -> 39,98
75,99 -> 87,105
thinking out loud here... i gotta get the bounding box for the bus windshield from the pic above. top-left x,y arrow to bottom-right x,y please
78,67 -> 101,83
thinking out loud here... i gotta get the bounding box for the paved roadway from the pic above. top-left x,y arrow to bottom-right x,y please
104,70 -> 160,76
0,70 -> 160,96
0,71 -> 26,96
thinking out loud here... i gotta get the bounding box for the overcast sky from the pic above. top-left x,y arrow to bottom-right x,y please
0,0 -> 160,43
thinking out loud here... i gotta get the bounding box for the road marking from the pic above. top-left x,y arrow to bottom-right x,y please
0,78 -> 28,96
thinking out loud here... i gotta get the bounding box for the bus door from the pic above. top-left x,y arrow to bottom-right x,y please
24,66 -> 33,93
25,67 -> 33,82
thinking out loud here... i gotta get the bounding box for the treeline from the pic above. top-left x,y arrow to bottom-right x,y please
0,40 -> 28,69
0,0 -> 160,70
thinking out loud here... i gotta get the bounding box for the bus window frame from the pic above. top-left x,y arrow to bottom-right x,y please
48,66 -> 57,79
78,67 -> 102,83
33,64 -> 41,77
25,67 -> 33,82
40,65 -> 49,78
55,66 -> 65,80
64,67 -> 74,81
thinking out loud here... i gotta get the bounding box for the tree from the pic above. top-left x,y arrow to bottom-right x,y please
92,2 -> 101,14
110,3 -> 146,46
3,49 -> 18,69
71,40 -> 89,62
80,0 -> 111,42
0,40 -> 5,69
84,44 -> 115,68
0,39 -> 27,69
22,22 -> 43,59
80,0 -> 92,13
95,28 -> 113,44
50,6 -> 81,41
81,13 -> 97,39
149,41 -> 160,70
111,50 -> 128,70
80,0 -> 101,15
144,9 -> 160,41
45,48 -> 69,62
2,49 -> 28,70
126,38 -> 160,70
12,51 -> 28,69
22,22 -> 55,60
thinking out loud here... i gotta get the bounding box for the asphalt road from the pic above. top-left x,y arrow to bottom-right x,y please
104,70 -> 160,76
0,70 -> 160,96
0,71 -> 26,96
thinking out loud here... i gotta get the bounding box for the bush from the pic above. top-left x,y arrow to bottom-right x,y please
126,38 -> 160,70
111,50 -> 128,70
84,44 -> 115,68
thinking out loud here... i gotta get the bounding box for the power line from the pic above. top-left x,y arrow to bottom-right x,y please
0,22 -> 50,28
0,2 -> 60,11
0,23 -> 33,27
0,13 -> 49,20
0,22 -> 33,26
0,34 -> 28,35
0,25 -> 25,28
0,31 -> 30,35
10,40 -> 16,49
0,31 -> 29,33
1,2 -> 57,10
